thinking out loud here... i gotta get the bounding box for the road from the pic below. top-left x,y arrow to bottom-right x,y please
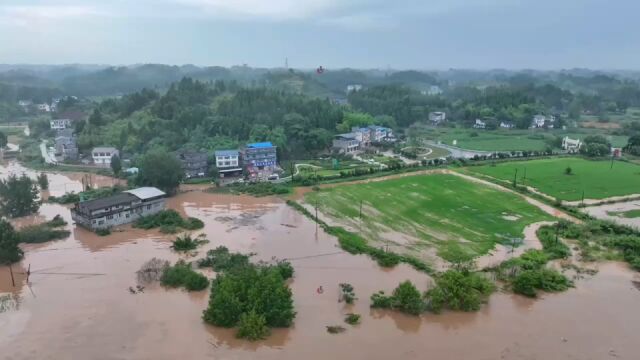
40,140 -> 58,165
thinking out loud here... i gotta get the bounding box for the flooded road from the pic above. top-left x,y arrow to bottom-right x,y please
1,160 -> 640,360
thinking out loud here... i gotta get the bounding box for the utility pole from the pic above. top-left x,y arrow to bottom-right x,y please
315,198 -> 318,233
581,190 -> 585,207
9,264 -> 15,287
610,154 -> 615,170
523,167 -> 527,185
513,168 -> 518,187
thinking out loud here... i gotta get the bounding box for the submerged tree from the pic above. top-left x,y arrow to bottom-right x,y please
37,173 -> 49,190
0,219 -> 23,265
0,174 -> 40,218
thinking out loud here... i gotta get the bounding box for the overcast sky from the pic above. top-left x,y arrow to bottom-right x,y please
0,0 -> 638,69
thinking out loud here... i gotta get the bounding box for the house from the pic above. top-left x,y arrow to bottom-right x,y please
18,100 -> 32,107
50,118 -> 72,130
175,150 -> 208,178
562,136 -> 582,152
612,148 -> 622,158
333,133 -> 360,154
54,129 -> 78,161
37,103 -> 51,112
92,147 -> 119,167
346,84 -> 363,93
429,112 -> 446,124
71,187 -> 166,230
351,127 -> 372,146
368,125 -> 393,142
473,119 -> 486,129
532,114 -> 555,128
500,121 -> 515,129
427,85 -> 443,96
214,150 -> 243,178
244,142 -> 277,169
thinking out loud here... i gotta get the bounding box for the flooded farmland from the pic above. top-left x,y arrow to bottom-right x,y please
1,160 -> 640,360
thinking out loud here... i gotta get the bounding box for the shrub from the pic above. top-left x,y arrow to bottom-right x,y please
48,192 -> 81,204
133,210 -> 204,232
198,246 -> 251,272
426,270 -> 494,313
339,283 -> 357,304
96,228 -> 111,236
236,310 -> 270,341
17,215 -> 70,244
326,325 -> 346,334
512,269 -> 573,298
370,281 -> 424,315
161,260 -> 209,291
344,313 -> 361,325
171,234 -> 208,251
0,220 -> 23,265
37,173 -> 49,190
274,260 -> 294,280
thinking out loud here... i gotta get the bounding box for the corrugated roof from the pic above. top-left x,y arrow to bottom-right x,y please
246,142 -> 273,148
79,193 -> 137,211
124,187 -> 166,200
92,146 -> 118,153
215,149 -> 239,157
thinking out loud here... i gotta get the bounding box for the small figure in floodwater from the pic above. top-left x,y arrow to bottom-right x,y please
128,287 -> 137,294
317,286 -> 324,294
136,285 -> 145,293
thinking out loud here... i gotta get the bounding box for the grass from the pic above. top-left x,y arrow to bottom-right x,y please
467,157 -> 640,201
17,215 -> 70,243
417,127 -> 628,151
133,210 -> 204,233
608,209 -> 640,218
304,174 -> 554,262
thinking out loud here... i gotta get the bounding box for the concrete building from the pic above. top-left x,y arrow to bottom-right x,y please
562,137 -> 582,152
175,150 -> 208,178
54,129 -> 78,161
214,150 -> 242,178
71,187 -> 166,230
333,133 -> 360,154
532,114 -> 555,128
92,147 -> 119,167
368,125 -> 393,142
37,103 -> 51,112
50,118 -> 72,130
427,85 -> 443,96
346,84 -> 363,93
351,127 -> 372,146
244,142 -> 277,169
473,119 -> 486,129
429,112 -> 446,124
500,121 -> 515,129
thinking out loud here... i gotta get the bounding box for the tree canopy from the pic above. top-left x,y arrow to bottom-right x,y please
135,149 -> 184,194
0,174 -> 40,218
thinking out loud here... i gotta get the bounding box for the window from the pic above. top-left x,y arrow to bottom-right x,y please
107,215 -> 113,220
98,220 -> 104,225
92,220 -> 96,224
126,214 -> 130,218
147,205 -> 151,210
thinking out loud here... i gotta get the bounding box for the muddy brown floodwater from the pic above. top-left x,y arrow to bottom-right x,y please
1,160 -> 640,360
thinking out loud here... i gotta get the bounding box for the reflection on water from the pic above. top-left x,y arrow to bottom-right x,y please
0,160 -> 639,360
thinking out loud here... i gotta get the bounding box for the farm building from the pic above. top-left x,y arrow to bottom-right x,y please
71,187 -> 166,230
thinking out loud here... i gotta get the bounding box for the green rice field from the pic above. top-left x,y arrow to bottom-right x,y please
305,174 -> 554,262
467,157 -> 640,201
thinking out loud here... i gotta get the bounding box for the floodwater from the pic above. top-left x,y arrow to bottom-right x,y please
582,200 -> 640,230
1,160 -> 640,360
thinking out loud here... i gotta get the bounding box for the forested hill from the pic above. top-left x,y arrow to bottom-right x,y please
52,78 -> 345,159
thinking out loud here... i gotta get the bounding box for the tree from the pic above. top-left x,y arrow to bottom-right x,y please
37,173 -> 49,190
236,310 -> 270,341
426,269 -> 495,313
564,166 -> 572,175
0,130 -> 7,148
0,174 -> 40,218
580,135 -> 611,157
110,154 -> 122,175
391,281 -> 424,315
136,149 -> 184,194
0,219 -> 23,265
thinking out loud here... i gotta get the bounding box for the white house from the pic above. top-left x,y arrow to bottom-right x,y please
346,84 -> 363,93
37,103 -> 51,112
368,125 -> 392,142
562,137 -> 582,152
215,150 -> 240,169
473,119 -> 486,129
351,127 -> 372,146
18,100 -> 32,107
427,85 -> 443,96
532,114 -> 556,128
333,133 -> 360,154
500,121 -> 515,129
429,112 -> 446,124
50,118 -> 72,130
92,147 -> 119,167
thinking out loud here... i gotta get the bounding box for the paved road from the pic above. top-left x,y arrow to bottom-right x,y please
40,140 -> 58,164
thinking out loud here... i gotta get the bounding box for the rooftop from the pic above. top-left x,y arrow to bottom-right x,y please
78,193 -> 138,212
335,133 -> 357,140
124,187 -> 166,200
92,146 -> 118,153
246,142 -> 274,149
215,149 -> 240,157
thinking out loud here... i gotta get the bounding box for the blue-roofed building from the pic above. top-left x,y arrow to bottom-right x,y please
244,142 -> 277,168
368,125 -> 393,142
